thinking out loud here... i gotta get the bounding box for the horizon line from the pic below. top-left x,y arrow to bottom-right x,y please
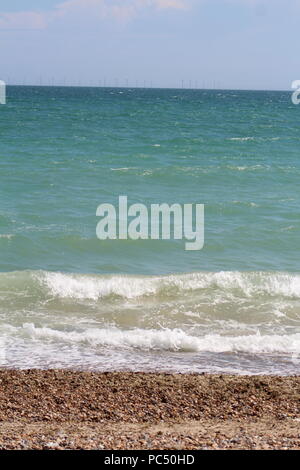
4,84 -> 291,93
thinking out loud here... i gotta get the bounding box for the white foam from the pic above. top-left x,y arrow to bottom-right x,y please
226,164 -> 267,171
40,272 -> 160,300
38,271 -> 300,301
0,337 -> 7,365
18,323 -> 300,355
228,137 -> 255,141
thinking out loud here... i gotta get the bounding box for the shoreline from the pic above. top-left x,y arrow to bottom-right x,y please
0,369 -> 299,450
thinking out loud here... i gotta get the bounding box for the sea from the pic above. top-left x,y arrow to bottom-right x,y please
0,85 -> 299,375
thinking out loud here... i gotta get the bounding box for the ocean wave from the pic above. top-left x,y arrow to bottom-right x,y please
225,164 -> 269,172
39,270 -> 300,300
227,137 -> 280,142
228,137 -> 255,142
8,323 -> 300,355
1,270 -> 300,302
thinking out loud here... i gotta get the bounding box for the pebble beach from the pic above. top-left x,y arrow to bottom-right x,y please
0,370 -> 299,450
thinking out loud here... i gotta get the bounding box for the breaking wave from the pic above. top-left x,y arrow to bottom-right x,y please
1,270 -> 300,373
6,323 -> 299,355
0,269 -> 298,301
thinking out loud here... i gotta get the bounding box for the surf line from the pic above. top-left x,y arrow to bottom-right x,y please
96,196 -> 204,251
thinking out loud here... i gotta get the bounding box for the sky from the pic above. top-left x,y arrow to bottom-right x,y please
0,0 -> 299,90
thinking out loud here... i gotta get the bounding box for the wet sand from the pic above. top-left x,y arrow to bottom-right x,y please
0,370 -> 299,450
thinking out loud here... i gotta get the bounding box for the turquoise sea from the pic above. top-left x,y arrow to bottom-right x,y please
0,86 -> 299,374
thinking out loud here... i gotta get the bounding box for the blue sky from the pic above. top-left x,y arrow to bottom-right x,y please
0,0 -> 299,90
